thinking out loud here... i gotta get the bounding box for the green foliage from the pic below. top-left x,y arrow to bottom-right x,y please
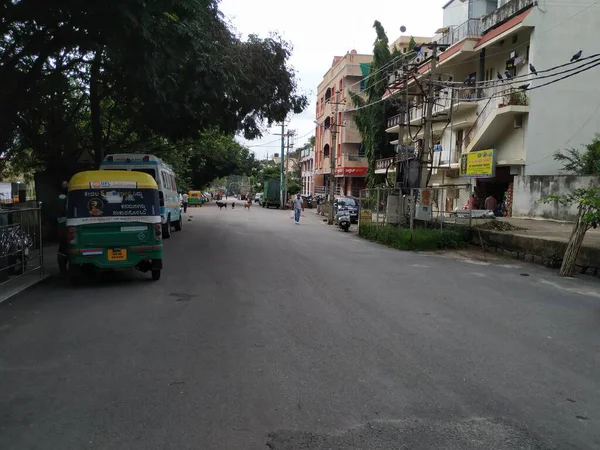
0,0 -> 307,185
544,135 -> 600,230
408,36 -> 417,51
553,134 -> 600,176
349,21 -> 398,187
359,223 -> 468,250
543,188 -> 600,229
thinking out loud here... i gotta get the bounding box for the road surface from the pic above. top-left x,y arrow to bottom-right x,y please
1,202 -> 599,449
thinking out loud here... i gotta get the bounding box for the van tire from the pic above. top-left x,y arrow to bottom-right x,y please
174,216 -> 182,231
152,270 -> 161,281
162,217 -> 172,239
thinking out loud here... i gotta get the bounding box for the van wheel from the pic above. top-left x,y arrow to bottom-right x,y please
162,217 -> 172,239
152,270 -> 161,281
174,216 -> 182,231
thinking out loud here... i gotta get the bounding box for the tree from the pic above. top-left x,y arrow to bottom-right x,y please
408,36 -> 417,51
0,0 -> 306,180
349,21 -> 399,187
543,135 -> 600,277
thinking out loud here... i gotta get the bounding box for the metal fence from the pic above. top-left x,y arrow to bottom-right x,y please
358,184 -> 502,235
407,185 -> 475,231
358,187 -> 407,228
0,204 -> 44,287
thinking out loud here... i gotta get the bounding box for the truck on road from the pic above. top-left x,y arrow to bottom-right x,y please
262,179 -> 281,209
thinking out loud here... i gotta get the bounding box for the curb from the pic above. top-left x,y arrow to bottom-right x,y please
0,273 -> 51,305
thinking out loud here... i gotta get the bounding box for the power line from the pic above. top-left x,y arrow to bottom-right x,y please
346,54 -> 600,111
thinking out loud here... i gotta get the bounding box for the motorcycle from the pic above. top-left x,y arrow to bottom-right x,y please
0,225 -> 33,275
334,209 -> 351,232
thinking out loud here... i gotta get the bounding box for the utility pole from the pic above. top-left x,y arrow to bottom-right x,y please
416,42 -> 439,189
275,122 -> 286,208
328,89 -> 340,225
284,129 -> 295,204
396,63 -> 410,186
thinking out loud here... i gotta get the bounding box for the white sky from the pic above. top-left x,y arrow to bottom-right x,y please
219,0 -> 445,159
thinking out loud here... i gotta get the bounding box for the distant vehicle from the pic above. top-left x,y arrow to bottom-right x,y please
262,180 -> 281,209
188,190 -> 203,207
254,192 -> 263,204
100,154 -> 182,238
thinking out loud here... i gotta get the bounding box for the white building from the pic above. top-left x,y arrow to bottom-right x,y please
383,0 -> 600,218
300,145 -> 315,196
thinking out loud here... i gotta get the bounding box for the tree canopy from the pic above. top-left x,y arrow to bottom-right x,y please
349,21 -> 399,187
0,0 -> 307,186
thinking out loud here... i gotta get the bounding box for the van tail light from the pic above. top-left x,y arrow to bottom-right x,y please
159,191 -> 165,207
154,224 -> 162,241
67,227 -> 77,245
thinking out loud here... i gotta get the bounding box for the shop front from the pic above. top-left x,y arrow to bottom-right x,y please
459,149 -> 514,216
335,167 -> 367,198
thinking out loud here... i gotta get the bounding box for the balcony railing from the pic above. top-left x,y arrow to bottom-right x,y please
481,0 -> 535,33
438,18 -> 482,48
376,157 -> 396,171
387,114 -> 403,130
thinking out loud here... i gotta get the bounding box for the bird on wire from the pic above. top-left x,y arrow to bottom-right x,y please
529,63 -> 537,75
571,50 -> 582,62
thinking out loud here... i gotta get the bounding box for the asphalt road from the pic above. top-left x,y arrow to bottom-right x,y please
1,201 -> 600,450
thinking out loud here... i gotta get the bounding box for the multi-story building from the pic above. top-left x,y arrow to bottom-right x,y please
314,50 -> 372,199
390,35 -> 431,54
382,0 -> 600,217
299,144 -> 315,196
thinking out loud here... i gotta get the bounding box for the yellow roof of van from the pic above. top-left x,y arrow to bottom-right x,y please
68,170 -> 158,190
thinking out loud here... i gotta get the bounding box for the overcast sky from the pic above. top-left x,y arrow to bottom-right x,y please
219,0 -> 445,159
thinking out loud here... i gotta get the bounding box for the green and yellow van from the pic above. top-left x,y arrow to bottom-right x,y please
66,170 -> 163,282
188,190 -> 203,206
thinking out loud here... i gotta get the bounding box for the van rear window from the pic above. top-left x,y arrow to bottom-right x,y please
68,188 -> 160,219
132,168 -> 157,180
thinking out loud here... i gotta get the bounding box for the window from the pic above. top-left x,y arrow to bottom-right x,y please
132,168 -> 157,180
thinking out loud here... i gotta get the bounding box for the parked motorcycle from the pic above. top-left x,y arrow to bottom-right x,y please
0,225 -> 33,275
335,210 -> 351,232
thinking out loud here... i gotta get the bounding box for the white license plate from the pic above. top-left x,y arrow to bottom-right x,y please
120,226 -> 147,232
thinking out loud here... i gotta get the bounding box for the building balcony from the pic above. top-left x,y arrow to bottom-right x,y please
386,114 -> 404,132
342,121 -> 362,144
481,0 -> 535,33
437,18 -> 482,48
462,89 -> 529,159
334,154 -> 368,177
341,154 -> 367,167
409,90 -> 479,125
375,157 -> 396,174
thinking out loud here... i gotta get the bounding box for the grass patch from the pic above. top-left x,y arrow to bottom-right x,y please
359,223 -> 468,251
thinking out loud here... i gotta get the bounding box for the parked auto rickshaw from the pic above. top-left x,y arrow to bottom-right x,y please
188,190 -> 203,207
66,170 -> 163,283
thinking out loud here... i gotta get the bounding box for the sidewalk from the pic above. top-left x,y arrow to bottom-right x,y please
0,243 -> 57,305
499,217 -> 600,249
474,217 -> 600,273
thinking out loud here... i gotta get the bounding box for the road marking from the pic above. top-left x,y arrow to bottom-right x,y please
411,264 -> 430,268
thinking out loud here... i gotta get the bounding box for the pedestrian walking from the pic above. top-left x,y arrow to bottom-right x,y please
182,192 -> 189,213
293,193 -> 304,225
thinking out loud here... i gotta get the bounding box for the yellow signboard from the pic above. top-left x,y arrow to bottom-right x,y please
459,149 -> 496,178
